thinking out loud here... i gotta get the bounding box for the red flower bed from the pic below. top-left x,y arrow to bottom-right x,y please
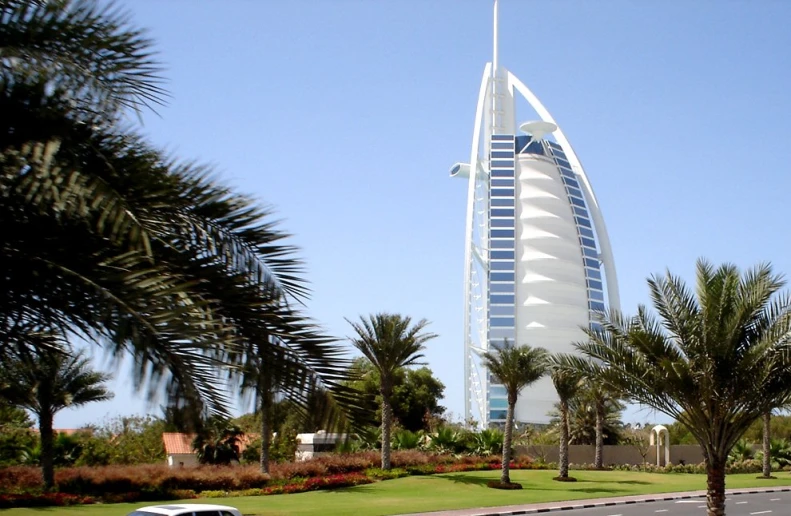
0,492 -> 95,508
262,473 -> 372,495
56,464 -> 271,495
0,451 -> 536,507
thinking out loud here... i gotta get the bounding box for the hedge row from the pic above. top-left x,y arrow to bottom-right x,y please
0,451 -> 516,496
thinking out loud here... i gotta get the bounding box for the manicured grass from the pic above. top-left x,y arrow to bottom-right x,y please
4,470 -> 791,516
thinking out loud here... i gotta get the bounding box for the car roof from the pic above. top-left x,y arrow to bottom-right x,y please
132,504 -> 239,515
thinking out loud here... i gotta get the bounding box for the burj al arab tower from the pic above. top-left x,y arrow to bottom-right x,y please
450,0 -> 620,426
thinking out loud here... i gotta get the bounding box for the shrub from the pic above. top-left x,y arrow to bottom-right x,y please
0,492 -> 95,508
314,452 -> 378,474
0,450 -> 549,502
269,460 -> 328,480
392,430 -> 422,450
55,464 -> 270,496
727,460 -> 762,474
470,429 -> 504,456
0,466 -> 43,493
365,467 -> 408,480
199,490 -> 228,498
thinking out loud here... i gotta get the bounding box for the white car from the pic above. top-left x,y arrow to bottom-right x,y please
127,504 -> 242,516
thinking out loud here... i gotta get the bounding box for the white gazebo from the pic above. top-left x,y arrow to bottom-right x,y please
650,425 -> 670,466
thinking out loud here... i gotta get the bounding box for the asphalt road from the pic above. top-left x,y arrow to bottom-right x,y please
403,489 -> 791,516
568,492 -> 789,516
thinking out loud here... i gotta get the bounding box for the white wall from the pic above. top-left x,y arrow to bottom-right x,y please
167,453 -> 199,468
514,154 -> 589,424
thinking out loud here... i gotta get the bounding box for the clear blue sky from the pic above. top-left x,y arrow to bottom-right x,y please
58,0 -> 791,427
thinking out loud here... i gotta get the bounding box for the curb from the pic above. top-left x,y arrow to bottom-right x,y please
407,487 -> 791,516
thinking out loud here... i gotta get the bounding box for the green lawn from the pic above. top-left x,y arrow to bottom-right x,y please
4,470 -> 791,516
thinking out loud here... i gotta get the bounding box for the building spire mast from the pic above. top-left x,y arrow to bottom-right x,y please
493,0 -> 499,73
491,0 -> 503,136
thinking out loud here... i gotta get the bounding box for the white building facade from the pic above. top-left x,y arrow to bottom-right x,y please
451,0 -> 619,427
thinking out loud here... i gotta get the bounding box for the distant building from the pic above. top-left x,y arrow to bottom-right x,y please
162,433 -> 200,467
161,432 -> 257,468
295,431 -> 346,461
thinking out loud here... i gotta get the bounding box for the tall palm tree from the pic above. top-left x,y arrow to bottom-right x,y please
565,260 -> 791,516
480,342 -> 549,485
0,340 -> 111,490
236,334 -> 356,474
2,0 -> 352,424
549,358 -> 580,481
576,381 -> 622,469
761,411 -> 772,478
346,313 -> 437,469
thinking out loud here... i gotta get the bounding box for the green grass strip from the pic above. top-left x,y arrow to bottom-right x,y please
3,470 -> 791,516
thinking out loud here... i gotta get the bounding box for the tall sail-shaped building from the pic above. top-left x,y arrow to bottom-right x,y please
451,0 -> 619,426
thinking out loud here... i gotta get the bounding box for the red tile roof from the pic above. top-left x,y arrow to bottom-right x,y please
162,432 -> 260,455
162,432 -> 196,455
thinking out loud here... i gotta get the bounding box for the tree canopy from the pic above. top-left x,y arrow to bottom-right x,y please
1,0 -> 354,428
346,357 -> 446,432
565,260 -> 791,516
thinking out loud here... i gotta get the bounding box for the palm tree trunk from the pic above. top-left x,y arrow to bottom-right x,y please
559,399 -> 570,478
259,385 -> 272,474
38,408 -> 55,491
705,452 -> 727,516
762,411 -> 771,478
594,402 -> 604,469
381,391 -> 393,470
501,401 -> 515,484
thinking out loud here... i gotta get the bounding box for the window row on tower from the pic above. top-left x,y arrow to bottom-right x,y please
547,144 -> 607,320
488,135 -> 517,424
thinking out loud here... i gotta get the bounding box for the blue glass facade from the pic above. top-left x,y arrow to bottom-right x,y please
487,134 -> 516,423
546,141 -> 606,320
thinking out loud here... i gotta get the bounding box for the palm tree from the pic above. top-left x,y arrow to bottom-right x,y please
565,260 -> 791,516
480,342 -> 549,485
193,416 -> 244,466
2,0 -> 353,425
346,313 -> 437,469
549,358 -> 580,481
237,338 -> 355,474
0,341 -> 111,490
1,0 -> 165,119
761,411 -> 772,478
576,382 -> 622,469
759,396 -> 791,479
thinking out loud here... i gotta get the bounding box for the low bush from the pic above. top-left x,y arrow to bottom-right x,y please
0,466 -> 44,493
0,492 -> 95,508
0,452 -> 540,500
55,464 -> 271,495
364,467 -> 409,480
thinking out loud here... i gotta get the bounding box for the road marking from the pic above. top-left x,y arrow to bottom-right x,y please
675,501 -> 701,504
750,511 -> 772,515
606,514 -> 622,516
698,506 -> 706,509
736,501 -> 749,504
655,511 -> 668,513
770,498 -> 781,501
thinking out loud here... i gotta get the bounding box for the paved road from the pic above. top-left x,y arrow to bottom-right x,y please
569,492 -> 789,516
402,488 -> 791,516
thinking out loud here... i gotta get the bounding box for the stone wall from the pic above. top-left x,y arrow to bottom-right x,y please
515,444 -> 704,466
